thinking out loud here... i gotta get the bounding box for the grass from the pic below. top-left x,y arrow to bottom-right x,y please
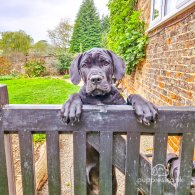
64,74 -> 70,79
0,77 -> 80,141
0,77 -> 80,104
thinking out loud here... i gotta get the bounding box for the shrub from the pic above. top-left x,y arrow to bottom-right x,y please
107,0 -> 148,74
56,53 -> 74,75
118,11 -> 148,74
24,59 -> 46,77
64,74 -> 70,79
0,57 -> 12,75
0,74 -> 17,80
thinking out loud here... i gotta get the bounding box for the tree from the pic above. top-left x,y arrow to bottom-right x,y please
70,0 -> 101,53
48,19 -> 73,52
100,15 -> 110,47
100,15 -> 110,33
31,40 -> 50,55
0,30 -> 33,55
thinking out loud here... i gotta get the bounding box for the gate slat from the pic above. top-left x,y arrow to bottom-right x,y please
150,133 -> 168,195
125,132 -> 140,195
46,131 -> 61,195
0,84 -> 16,195
19,130 -> 35,195
73,131 -> 87,195
176,133 -> 195,195
0,131 -> 9,195
100,131 -> 113,195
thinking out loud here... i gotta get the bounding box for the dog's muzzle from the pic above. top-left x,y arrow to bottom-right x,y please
90,75 -> 103,85
86,70 -> 111,96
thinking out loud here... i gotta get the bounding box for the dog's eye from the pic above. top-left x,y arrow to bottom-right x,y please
103,61 -> 109,66
81,63 -> 87,68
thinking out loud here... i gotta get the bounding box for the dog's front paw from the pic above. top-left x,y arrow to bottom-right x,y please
127,94 -> 158,126
61,93 -> 82,125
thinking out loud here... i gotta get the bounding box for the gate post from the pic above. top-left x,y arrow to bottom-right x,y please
0,84 -> 16,195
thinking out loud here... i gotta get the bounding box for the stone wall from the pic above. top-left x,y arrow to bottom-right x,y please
8,54 -> 59,75
121,4 -> 195,107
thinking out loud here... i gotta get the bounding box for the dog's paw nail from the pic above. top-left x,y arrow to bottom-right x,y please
145,122 -> 150,126
137,118 -> 142,124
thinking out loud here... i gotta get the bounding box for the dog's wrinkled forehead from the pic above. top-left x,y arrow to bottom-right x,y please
80,48 -> 111,65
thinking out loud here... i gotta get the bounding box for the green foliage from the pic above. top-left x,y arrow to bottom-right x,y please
0,74 -> 17,80
0,30 -> 33,54
107,0 -> 148,74
33,134 -> 46,142
70,0 -> 101,53
101,15 -> 110,32
48,19 -> 73,52
64,74 -> 70,79
118,11 -> 148,74
31,40 -> 50,55
100,15 -> 110,48
56,52 -> 74,74
24,59 -> 46,77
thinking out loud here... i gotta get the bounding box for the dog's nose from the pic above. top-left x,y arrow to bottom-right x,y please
90,75 -> 103,85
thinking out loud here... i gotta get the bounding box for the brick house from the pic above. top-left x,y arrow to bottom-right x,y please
120,0 -> 195,154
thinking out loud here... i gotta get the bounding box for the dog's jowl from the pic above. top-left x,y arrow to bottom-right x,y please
61,48 -> 158,195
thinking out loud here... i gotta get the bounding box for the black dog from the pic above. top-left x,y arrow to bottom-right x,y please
61,48 -> 158,195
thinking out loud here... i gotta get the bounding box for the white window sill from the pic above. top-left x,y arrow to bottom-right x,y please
146,0 -> 195,33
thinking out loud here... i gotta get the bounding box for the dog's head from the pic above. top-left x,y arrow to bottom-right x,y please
70,48 -> 126,96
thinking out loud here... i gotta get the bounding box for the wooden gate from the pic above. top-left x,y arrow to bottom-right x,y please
0,84 -> 195,195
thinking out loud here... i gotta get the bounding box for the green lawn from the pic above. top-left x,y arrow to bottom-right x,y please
0,77 -> 80,104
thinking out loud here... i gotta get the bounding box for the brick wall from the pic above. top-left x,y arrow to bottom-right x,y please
121,4 -> 195,107
120,2 -> 195,155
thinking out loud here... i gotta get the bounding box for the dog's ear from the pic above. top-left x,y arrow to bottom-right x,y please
70,54 -> 83,85
107,50 -> 126,80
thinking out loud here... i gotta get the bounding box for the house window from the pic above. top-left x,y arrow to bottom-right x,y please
149,0 -> 194,30
165,0 -> 177,16
152,0 -> 161,19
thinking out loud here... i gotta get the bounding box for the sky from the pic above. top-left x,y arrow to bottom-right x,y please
0,0 -> 109,43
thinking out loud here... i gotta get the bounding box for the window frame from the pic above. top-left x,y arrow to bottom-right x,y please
148,0 -> 195,32
150,0 -> 164,26
176,0 -> 192,8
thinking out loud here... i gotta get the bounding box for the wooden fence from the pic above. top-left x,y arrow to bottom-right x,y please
0,84 -> 195,195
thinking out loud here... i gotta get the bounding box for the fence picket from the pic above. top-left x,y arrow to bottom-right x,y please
176,133 -> 195,195
150,133 -> 168,195
19,130 -> 35,195
73,131 -> 87,195
100,131 -> 113,195
46,131 -> 61,195
125,132 -> 140,195
0,131 -> 9,195
0,84 -> 16,195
